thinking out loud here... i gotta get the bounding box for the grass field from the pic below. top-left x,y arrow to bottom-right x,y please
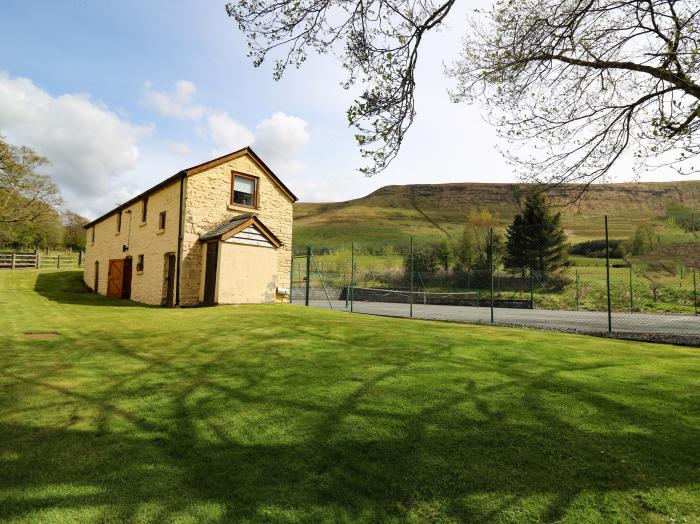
2,270 -> 700,522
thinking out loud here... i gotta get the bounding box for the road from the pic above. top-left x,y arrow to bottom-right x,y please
307,299 -> 700,337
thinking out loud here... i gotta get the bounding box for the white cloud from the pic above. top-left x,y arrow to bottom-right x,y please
142,80 -> 207,120
252,112 -> 310,174
0,72 -> 150,206
142,78 -> 311,177
163,140 -> 191,156
207,111 -> 254,153
204,110 -> 310,179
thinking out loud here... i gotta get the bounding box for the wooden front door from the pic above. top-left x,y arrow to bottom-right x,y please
122,257 -> 133,299
203,242 -> 219,306
107,259 -> 124,298
164,254 -> 176,307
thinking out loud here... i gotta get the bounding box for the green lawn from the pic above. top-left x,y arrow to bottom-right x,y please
2,270 -> 700,523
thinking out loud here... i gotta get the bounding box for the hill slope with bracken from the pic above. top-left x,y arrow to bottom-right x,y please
293,180 -> 700,247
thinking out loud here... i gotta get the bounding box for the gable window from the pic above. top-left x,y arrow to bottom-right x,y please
137,254 -> 144,272
141,197 -> 148,222
231,173 -> 257,208
159,211 -> 166,230
116,211 -> 122,233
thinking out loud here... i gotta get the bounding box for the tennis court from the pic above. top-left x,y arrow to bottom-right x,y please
303,286 -> 700,340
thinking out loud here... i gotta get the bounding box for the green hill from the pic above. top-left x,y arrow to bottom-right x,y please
294,180 -> 700,248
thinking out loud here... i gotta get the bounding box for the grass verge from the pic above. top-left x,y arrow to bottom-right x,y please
1,270 -> 699,522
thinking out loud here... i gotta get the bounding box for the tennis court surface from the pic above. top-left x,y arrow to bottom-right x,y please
306,291 -> 700,342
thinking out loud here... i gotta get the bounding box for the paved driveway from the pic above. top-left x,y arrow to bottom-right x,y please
307,299 -> 700,337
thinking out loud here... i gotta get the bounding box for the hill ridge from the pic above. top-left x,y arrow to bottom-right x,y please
293,180 -> 700,247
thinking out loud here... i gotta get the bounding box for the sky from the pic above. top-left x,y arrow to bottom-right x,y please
1,0 -> 697,219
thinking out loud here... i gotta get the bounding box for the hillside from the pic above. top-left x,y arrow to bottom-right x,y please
293,180 -> 700,248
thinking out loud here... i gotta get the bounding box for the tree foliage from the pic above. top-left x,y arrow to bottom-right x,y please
226,0 -> 456,176
453,209 -> 503,270
504,192 -> 569,275
0,137 -> 61,226
0,137 -> 87,250
451,0 -> 700,191
228,1 -> 699,187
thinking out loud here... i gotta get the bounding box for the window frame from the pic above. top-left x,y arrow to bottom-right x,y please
141,197 -> 148,223
158,211 -> 166,230
230,172 -> 259,209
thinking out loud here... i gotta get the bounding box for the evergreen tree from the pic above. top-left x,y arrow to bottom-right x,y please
504,192 -> 568,276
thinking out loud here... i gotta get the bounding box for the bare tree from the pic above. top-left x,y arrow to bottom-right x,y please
0,137 -> 62,225
226,0 -> 456,176
451,0 -> 700,191
62,210 -> 89,250
227,1 -> 699,190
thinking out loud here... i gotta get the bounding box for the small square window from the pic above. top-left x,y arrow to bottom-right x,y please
159,211 -> 166,230
231,174 -> 257,208
137,254 -> 144,272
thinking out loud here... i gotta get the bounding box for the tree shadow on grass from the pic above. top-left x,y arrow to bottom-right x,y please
3,325 -> 700,523
33,271 -> 155,308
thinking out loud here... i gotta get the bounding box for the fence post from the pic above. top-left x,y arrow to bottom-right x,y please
409,236 -> 414,318
11,253 -> 16,270
529,269 -> 534,309
489,227 -> 494,324
350,241 -> 355,313
57,254 -> 61,270
575,270 -> 579,311
605,215 -> 612,333
35,252 -> 40,269
694,268 -> 698,316
467,268 -> 470,291
78,250 -> 83,267
289,254 -> 294,304
629,264 -> 633,312
304,246 -> 311,306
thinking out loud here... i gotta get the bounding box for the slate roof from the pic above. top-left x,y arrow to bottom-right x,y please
199,213 -> 256,241
198,213 -> 282,247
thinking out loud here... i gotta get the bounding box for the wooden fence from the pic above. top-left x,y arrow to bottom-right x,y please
0,252 -> 83,270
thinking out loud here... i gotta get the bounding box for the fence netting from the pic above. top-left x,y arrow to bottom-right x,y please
292,214 -> 700,340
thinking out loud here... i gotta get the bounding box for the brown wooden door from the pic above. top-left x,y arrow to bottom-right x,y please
164,254 -> 176,307
122,257 -> 133,299
203,242 -> 218,306
107,259 -> 124,298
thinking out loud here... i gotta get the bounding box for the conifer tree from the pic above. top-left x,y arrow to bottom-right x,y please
504,193 -> 568,276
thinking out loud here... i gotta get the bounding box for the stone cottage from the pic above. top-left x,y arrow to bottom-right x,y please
82,147 -> 296,306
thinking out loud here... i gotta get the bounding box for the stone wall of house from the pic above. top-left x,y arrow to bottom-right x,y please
83,181 -> 181,305
180,154 -> 294,305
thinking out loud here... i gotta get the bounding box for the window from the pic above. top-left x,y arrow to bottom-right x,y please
91,227 -> 95,243
141,197 -> 148,222
116,211 -> 122,233
231,173 -> 257,208
137,254 -> 144,272
159,211 -> 166,230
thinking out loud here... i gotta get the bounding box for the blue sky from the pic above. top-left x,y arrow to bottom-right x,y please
1,0 -> 695,219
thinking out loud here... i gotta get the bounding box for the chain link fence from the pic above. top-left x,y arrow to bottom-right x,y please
291,215 -> 700,342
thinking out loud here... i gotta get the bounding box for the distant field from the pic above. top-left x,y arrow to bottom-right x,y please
294,180 -> 700,248
2,270 -> 700,522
